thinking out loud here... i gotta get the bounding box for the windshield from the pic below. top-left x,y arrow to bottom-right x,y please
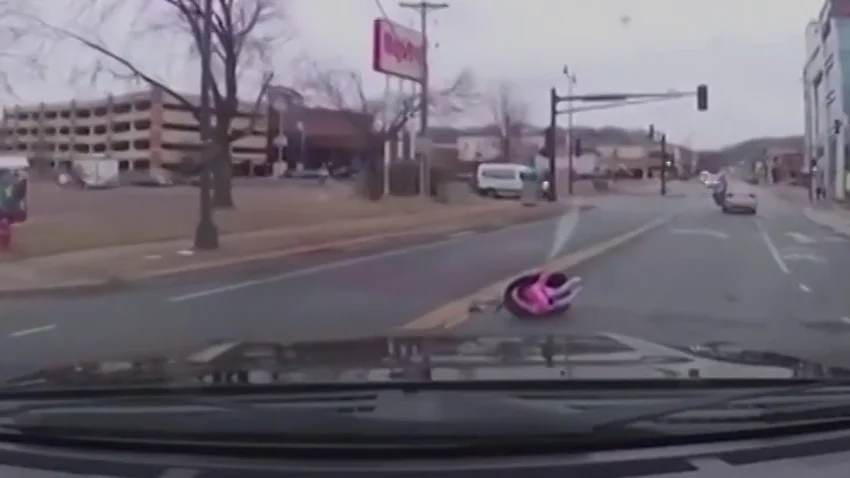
0,0 -> 839,449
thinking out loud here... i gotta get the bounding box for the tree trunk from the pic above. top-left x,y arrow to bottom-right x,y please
212,145 -> 235,209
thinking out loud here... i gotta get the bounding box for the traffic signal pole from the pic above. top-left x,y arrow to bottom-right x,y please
545,84 -> 708,201
660,133 -> 668,196
548,88 -> 558,202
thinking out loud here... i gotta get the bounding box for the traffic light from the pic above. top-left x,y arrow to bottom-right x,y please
696,84 -> 708,111
573,138 -> 582,156
647,124 -> 655,139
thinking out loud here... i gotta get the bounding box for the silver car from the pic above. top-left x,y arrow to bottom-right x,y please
722,190 -> 758,215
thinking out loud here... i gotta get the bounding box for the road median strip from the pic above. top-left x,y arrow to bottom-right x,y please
400,211 -> 680,331
0,202 -> 575,295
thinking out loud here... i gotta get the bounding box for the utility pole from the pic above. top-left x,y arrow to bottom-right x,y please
399,1 -> 448,197
660,133 -> 668,196
562,66 -> 577,196
193,0 -> 218,250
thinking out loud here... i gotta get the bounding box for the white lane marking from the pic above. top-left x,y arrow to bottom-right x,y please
670,228 -> 729,239
799,283 -> 812,293
781,252 -> 825,263
166,213 -> 568,303
825,235 -> 847,242
786,231 -> 816,244
755,220 -> 790,274
449,230 -> 474,238
842,317 -> 850,324
9,324 -> 56,338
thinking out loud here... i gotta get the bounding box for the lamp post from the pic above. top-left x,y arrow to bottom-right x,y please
268,85 -> 304,174
296,120 -> 305,170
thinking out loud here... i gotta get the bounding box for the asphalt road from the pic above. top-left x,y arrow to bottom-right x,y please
0,191 -> 685,375
457,182 -> 850,369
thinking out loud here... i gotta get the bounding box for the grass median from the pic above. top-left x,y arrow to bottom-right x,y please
12,189 -> 501,258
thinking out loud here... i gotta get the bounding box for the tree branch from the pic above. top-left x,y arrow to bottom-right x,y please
58,26 -> 202,119
298,62 -> 479,140
487,81 -> 528,157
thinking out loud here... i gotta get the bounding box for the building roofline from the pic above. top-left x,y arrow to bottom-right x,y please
5,86 -> 263,115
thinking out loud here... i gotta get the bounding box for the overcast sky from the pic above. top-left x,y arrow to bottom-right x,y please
7,0 -> 824,149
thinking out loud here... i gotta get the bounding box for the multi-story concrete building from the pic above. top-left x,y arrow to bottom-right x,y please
0,86 -> 269,175
803,0 -> 850,200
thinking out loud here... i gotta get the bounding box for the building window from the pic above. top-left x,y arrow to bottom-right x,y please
162,143 -> 202,151
163,123 -> 199,132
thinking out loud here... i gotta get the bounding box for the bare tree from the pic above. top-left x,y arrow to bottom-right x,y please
0,0 -> 48,95
297,62 -> 478,144
488,81 -> 528,160
38,0 -> 285,208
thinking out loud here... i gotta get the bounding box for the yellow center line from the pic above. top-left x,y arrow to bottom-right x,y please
399,211 -> 681,331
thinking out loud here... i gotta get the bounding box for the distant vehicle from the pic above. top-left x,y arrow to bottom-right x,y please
475,163 -> 541,198
722,190 -> 757,215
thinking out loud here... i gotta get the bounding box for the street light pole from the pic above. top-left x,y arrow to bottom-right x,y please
193,0 -> 218,250
297,120 -> 305,173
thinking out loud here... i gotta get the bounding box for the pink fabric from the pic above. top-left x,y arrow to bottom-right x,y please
521,279 -> 552,314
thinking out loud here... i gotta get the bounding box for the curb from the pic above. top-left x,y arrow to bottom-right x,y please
804,207 -> 850,238
0,277 -> 132,300
0,204 -> 577,298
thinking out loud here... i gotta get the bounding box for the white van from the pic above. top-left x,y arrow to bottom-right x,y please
476,163 -> 540,198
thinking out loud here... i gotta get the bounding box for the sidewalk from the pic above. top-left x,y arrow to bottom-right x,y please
763,183 -> 850,236
0,200 -> 570,294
